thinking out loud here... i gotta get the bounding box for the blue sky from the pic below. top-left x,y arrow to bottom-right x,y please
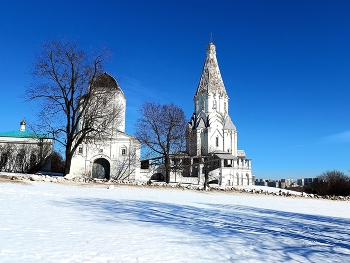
1,0 -> 350,180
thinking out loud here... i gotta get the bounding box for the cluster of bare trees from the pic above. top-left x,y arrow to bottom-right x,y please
0,142 -> 51,173
307,170 -> 350,196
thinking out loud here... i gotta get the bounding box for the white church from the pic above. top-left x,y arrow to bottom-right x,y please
69,41 -> 252,186
139,41 -> 253,186
70,73 -> 141,181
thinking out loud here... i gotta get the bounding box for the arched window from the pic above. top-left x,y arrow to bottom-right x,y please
216,136 -> 219,147
121,146 -> 127,155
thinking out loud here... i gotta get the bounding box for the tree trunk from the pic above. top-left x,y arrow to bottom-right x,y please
204,168 -> 208,190
165,156 -> 170,184
64,151 -> 73,176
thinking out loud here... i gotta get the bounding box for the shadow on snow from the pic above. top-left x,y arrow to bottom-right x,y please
54,197 -> 350,262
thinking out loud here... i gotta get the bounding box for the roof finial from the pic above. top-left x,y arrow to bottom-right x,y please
20,119 -> 26,132
210,33 -> 213,43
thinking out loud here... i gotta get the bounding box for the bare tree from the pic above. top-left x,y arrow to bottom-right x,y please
0,142 -> 51,173
26,39 -> 122,175
24,142 -> 52,173
135,102 -> 187,183
111,144 -> 140,180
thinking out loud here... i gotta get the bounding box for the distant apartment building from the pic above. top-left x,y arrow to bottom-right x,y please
255,178 -> 294,188
255,179 -> 269,186
281,178 -> 293,188
297,178 -> 304,186
267,181 -> 279,188
297,178 -> 317,186
304,178 -> 314,186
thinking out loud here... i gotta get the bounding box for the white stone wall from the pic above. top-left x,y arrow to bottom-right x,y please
0,136 -> 53,172
70,133 -> 140,179
139,155 -> 252,187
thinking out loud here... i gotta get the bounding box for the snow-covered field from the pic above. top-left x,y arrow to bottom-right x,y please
1,180 -> 350,263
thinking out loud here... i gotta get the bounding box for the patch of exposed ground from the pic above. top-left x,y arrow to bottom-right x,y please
0,174 -> 32,185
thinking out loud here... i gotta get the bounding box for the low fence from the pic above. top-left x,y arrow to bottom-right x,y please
177,177 -> 200,184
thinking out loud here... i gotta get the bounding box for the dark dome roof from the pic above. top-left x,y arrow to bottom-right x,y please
92,72 -> 122,92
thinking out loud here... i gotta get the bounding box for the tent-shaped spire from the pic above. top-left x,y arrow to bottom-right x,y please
195,42 -> 227,96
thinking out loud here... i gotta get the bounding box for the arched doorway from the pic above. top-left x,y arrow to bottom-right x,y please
92,158 -> 110,180
150,173 -> 165,182
208,179 -> 219,185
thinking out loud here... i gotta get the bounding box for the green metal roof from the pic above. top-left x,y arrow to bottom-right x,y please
0,130 -> 48,139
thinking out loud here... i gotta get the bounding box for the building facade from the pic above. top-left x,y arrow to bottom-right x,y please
0,121 -> 53,173
70,73 -> 141,180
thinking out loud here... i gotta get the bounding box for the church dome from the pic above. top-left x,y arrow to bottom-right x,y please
91,72 -> 125,96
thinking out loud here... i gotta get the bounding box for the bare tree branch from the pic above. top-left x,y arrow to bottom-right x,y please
135,102 -> 187,183
26,39 -> 120,175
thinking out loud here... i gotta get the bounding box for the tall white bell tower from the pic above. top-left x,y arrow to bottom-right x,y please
187,40 -> 238,157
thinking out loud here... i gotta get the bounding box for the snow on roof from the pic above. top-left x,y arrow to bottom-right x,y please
223,115 -> 236,130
